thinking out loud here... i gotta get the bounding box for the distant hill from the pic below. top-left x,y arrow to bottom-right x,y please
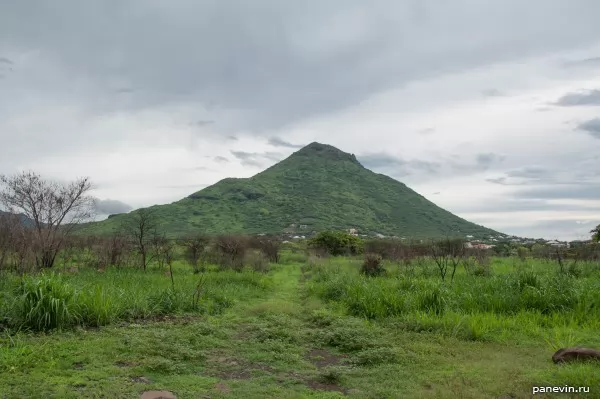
78,142 -> 503,239
0,210 -> 36,227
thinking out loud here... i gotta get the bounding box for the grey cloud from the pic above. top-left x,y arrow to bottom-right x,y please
361,151 -> 505,180
3,0 -> 600,134
358,153 -> 441,176
486,166 -> 579,186
230,150 -> 283,167
0,57 -> 13,64
506,166 -> 552,179
501,219 -> 600,241
514,185 -> 600,200
451,198 -> 586,213
417,127 -> 436,135
562,56 -> 600,68
577,118 -> 600,138
268,137 -> 304,149
447,153 -> 505,174
481,88 -> 503,97
192,120 -> 215,127
476,152 -> 505,168
486,177 -> 508,185
93,199 -> 132,215
409,159 -> 442,174
554,89 -> 600,106
486,177 -> 527,186
359,153 -> 407,169
116,88 -> 134,94
213,156 -> 229,163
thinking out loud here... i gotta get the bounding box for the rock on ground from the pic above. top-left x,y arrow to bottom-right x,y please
552,347 -> 600,363
140,391 -> 177,399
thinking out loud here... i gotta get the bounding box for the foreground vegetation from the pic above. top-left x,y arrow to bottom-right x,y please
1,241 -> 600,398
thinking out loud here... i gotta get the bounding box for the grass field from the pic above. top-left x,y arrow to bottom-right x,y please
1,252 -> 599,398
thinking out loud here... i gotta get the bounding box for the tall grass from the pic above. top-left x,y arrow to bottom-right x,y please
306,257 -> 600,341
0,266 -> 272,332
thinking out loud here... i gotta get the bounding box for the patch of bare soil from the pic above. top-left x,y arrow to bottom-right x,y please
305,348 -> 351,394
233,324 -> 252,340
305,380 -> 349,394
72,361 -> 84,370
206,352 -> 275,380
307,348 -> 348,368
115,360 -> 140,368
214,382 -> 230,393
127,314 -> 201,326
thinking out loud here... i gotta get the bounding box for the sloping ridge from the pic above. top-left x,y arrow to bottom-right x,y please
80,142 -> 501,239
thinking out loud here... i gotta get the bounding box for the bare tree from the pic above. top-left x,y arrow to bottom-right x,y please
0,212 -> 20,269
0,171 -> 95,269
178,233 -> 210,273
120,208 -> 160,271
429,237 -> 465,282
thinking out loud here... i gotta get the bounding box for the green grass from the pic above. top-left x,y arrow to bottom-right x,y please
1,256 -> 599,398
76,142 -> 500,239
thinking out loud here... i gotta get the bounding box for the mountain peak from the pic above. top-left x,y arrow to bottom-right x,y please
81,141 -> 500,240
292,142 -> 360,165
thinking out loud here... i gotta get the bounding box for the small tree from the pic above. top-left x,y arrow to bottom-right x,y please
248,235 -> 281,263
308,231 -> 363,256
0,171 -> 95,269
430,238 -> 465,282
121,208 -> 160,271
179,233 -> 210,273
151,234 -> 172,270
591,225 -> 599,242
213,234 -> 247,270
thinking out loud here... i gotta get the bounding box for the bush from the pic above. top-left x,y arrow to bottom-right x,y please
351,347 -> 399,367
243,249 -> 270,273
212,234 -> 248,270
417,286 -> 447,315
308,231 -> 363,256
13,274 -> 78,332
360,253 -> 385,277
248,236 -> 281,263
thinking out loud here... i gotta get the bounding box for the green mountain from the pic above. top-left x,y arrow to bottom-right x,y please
78,142 -> 502,239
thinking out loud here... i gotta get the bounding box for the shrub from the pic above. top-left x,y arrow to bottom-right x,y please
248,236 -> 281,263
318,367 -> 345,384
13,274 -> 78,332
243,249 -> 270,273
417,286 -> 447,315
212,234 -> 248,270
351,347 -> 399,367
314,319 -> 377,352
308,231 -> 363,256
361,253 -> 385,277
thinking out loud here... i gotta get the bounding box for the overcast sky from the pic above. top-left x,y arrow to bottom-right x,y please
1,0 -> 599,240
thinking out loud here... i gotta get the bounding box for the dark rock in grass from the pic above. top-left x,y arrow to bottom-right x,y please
552,347 -> 600,363
140,391 -> 177,399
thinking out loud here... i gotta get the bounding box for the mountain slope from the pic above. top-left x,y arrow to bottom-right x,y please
0,210 -> 36,227
79,142 -> 502,239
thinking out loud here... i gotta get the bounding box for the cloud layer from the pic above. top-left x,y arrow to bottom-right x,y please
1,0 -> 600,240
